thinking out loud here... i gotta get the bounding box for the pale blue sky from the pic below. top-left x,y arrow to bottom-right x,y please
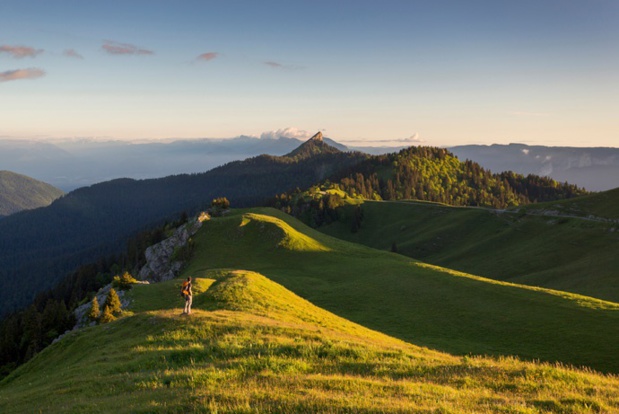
1,0 -> 617,147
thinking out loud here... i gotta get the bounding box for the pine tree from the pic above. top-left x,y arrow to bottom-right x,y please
104,288 -> 122,316
99,305 -> 116,324
87,296 -> 100,323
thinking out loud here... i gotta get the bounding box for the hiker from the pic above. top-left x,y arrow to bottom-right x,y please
181,276 -> 192,315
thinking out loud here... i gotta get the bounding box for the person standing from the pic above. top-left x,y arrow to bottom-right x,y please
181,276 -> 192,315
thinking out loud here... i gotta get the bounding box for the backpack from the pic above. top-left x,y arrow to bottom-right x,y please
180,281 -> 189,298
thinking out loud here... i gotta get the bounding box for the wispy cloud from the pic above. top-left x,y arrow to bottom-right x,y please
63,49 -> 84,59
102,40 -> 154,55
265,61 -> 283,68
0,68 -> 46,83
341,133 -> 425,146
264,61 -> 305,71
196,52 -> 219,62
0,45 -> 44,58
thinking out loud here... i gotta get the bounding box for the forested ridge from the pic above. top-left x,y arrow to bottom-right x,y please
270,146 -> 588,228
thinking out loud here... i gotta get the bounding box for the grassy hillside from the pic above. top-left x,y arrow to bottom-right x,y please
518,186 -> 619,220
0,170 -> 64,217
1,270 -> 618,413
318,197 -> 619,303
183,209 -> 619,374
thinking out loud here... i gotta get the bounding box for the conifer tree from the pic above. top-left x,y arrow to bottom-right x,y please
104,288 -> 122,316
87,296 -> 100,323
99,305 -> 116,324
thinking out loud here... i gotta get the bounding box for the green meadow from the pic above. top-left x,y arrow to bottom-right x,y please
318,195 -> 619,303
185,209 -> 619,373
1,208 -> 618,413
1,270 -> 618,413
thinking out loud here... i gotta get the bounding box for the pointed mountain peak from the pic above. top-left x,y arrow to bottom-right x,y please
284,132 -> 342,159
309,131 -> 323,142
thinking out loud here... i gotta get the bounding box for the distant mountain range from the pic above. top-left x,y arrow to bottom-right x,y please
0,136 -> 349,191
0,171 -> 64,217
450,144 -> 619,192
2,137 -> 616,192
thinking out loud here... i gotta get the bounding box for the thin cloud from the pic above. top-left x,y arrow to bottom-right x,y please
0,68 -> 46,83
63,49 -> 84,59
341,133 -> 425,146
0,45 -> 44,58
196,52 -> 219,62
264,61 -> 305,71
102,40 -> 154,55
265,61 -> 283,68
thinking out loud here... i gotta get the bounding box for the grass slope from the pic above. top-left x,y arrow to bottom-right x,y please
318,197 -> 619,303
519,187 -> 619,220
0,170 -> 64,216
183,209 -> 619,374
1,271 -> 618,413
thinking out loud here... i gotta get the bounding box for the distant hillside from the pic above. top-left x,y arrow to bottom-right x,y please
450,143 -> 619,191
0,171 -> 64,217
519,186 -> 619,220
1,211 -> 618,412
317,192 -> 619,302
0,137 -> 366,315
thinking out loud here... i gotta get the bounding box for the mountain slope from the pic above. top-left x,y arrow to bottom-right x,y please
284,131 -> 344,159
0,171 -> 64,217
317,193 -> 619,302
0,140 -> 367,315
184,208 -> 619,374
1,269 -> 618,413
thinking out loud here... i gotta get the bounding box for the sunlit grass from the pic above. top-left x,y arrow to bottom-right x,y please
184,209 -> 619,374
1,270 -> 618,413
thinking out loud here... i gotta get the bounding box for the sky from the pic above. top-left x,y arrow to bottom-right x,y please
1,0 -> 618,147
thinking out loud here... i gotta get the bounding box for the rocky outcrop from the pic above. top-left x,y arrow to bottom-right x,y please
137,212 -> 209,282
71,283 -> 135,330
63,212 -> 209,338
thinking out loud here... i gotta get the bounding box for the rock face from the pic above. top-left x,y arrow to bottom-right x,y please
72,283 -> 134,330
137,212 -> 209,282
310,131 -> 323,142
69,211 -> 209,332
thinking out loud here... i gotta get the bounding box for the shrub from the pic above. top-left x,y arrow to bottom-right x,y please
112,272 -> 138,291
